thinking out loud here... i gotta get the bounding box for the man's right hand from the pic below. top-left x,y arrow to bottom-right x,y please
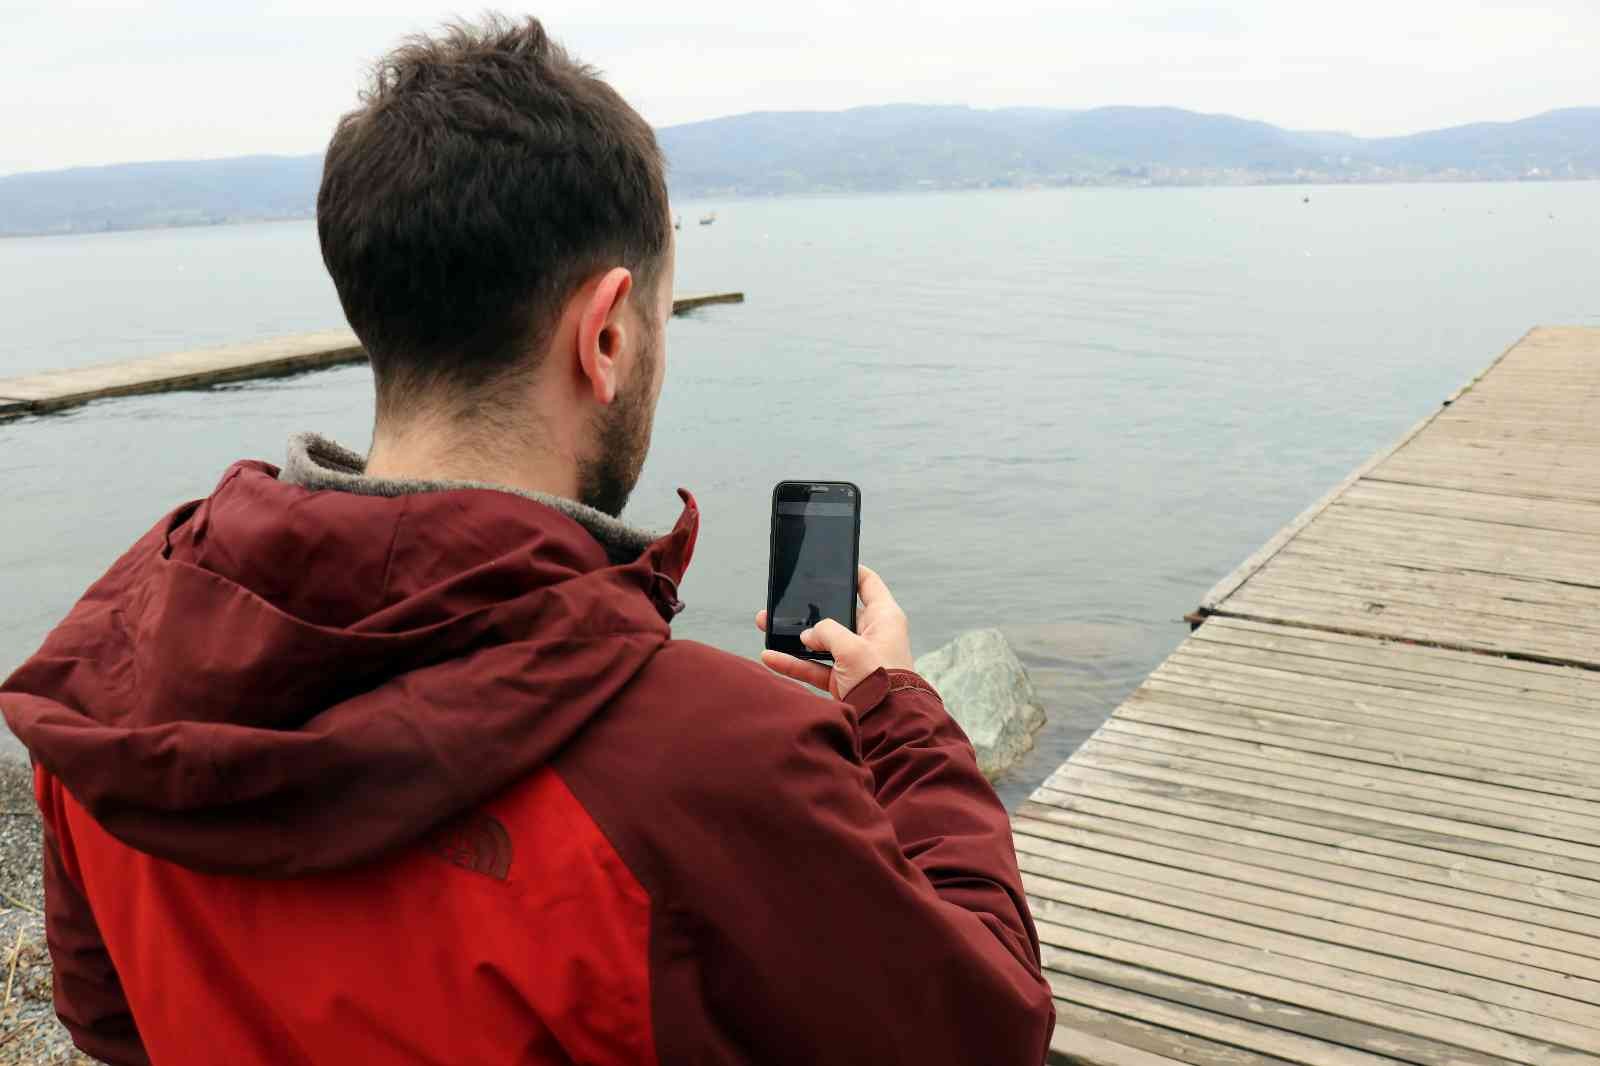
755,565 -> 914,701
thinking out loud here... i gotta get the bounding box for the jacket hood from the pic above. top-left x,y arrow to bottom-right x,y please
2,457 -> 698,876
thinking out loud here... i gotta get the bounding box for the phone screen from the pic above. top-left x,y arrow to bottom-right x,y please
766,482 -> 860,660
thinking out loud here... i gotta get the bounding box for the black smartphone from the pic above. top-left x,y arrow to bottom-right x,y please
765,481 -> 862,661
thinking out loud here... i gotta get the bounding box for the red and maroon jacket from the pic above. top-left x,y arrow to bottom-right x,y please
2,442 -> 1053,1065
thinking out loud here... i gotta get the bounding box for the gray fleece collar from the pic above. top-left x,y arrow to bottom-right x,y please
279,432 -> 660,564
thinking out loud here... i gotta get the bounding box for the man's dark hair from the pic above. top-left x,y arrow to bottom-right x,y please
318,15 -> 670,421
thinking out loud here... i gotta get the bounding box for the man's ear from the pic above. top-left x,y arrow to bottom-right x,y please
576,267 -> 634,405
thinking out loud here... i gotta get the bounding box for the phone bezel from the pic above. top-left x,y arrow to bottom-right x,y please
764,480 -> 862,662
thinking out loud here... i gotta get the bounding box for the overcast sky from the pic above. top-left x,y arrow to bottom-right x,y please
3,1 -> 1596,176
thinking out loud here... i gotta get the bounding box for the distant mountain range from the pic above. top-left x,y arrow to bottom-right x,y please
0,155 -> 323,238
3,105 -> 1596,237
660,105 -> 1600,195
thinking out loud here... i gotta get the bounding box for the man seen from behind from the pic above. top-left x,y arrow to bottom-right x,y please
2,16 -> 1055,1065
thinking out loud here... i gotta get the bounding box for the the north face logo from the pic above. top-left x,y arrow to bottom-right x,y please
426,814 -> 513,880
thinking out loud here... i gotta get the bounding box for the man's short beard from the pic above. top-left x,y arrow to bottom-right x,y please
577,338 -> 656,519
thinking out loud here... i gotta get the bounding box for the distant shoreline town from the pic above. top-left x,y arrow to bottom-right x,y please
3,103 -> 1596,238
4,173 -> 1595,243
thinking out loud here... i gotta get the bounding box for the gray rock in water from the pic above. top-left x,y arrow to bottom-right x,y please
914,629 -> 1047,778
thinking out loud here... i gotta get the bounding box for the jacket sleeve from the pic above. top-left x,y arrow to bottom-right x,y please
35,769 -> 151,1066
657,666 -> 1054,1065
849,668 -> 1049,986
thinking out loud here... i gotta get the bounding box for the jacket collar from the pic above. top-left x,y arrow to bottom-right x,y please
280,432 -> 663,566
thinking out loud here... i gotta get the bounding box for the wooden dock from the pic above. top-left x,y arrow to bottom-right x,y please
1026,326 -> 1600,1065
0,292 -> 743,420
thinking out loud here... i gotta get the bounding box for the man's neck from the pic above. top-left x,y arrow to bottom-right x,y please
280,432 -> 661,565
365,427 -> 580,504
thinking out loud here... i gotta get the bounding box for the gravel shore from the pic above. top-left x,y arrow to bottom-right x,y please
0,756 -> 97,1065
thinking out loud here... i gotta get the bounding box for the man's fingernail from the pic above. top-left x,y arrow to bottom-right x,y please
800,628 -> 813,640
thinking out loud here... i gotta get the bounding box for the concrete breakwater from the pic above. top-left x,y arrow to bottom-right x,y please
0,292 -> 744,421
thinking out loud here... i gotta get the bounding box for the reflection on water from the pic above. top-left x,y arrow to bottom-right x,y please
3,182 -> 1598,800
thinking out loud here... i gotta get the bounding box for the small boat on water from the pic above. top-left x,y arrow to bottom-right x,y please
699,212 -> 717,226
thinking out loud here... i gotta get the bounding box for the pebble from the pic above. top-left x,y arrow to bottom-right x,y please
0,756 -> 98,1064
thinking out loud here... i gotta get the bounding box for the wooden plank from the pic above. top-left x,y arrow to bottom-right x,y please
1325,497 -> 1600,541
1374,452 -> 1600,484
1372,458 -> 1600,488
1106,698 -> 1600,823
1051,1026 -> 1193,1066
1211,598 -> 1600,670
1020,864 -> 1600,1028
1036,739 -> 1600,915
1035,769 -> 1600,910
1043,949 -> 1511,1066
1019,850 -> 1600,1008
1281,512 -> 1600,580
1082,729 -> 1600,847
1145,675 -> 1600,762
1420,419 -> 1600,446
1018,794 -> 1600,940
1179,640 -> 1599,719
1431,414 -> 1600,430
1365,464 -> 1600,505
1259,534 -> 1600,594
1166,639 -> 1600,728
1031,777 -> 1600,918
1047,755 -> 1600,888
1388,442 -> 1600,471
1130,683 -> 1600,782
1323,490 -> 1600,536
1133,674 -> 1600,780
1257,553 -> 1600,624
1240,566 -> 1600,633
1152,659 -> 1600,768
1033,916 -> 1598,1061
1141,668 -> 1600,773
1196,616 -> 1599,698
1015,813 -> 1600,969
1384,440 -> 1600,469
1213,587 -> 1600,669
1046,969 -> 1387,1066
1051,1002 -> 1298,1066
1108,704 -> 1600,816
1085,712 -> 1600,840
1182,625 -> 1600,711
1441,399 -> 1600,417
1244,566 -> 1600,624
1015,828 -> 1600,986
1055,747 -> 1600,876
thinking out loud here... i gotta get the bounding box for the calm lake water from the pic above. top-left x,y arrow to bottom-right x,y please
3,182 -> 1597,807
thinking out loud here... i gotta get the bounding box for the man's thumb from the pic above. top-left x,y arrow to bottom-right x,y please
800,618 -> 858,655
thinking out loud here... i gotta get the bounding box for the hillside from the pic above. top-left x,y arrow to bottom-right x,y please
2,105 -> 1596,236
0,155 -> 321,237
657,104 -> 1600,195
